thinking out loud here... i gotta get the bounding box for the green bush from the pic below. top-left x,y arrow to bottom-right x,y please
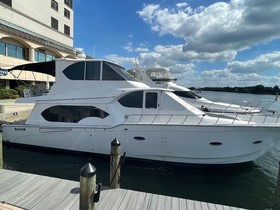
0,89 -> 19,99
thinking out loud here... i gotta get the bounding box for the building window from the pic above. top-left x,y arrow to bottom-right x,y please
64,8 -> 70,19
34,49 -> 56,62
64,0 -> 72,8
64,25 -> 70,36
0,0 -> 12,7
51,17 -> 58,30
0,40 -> 26,60
51,0 -> 58,11
0,41 -> 5,55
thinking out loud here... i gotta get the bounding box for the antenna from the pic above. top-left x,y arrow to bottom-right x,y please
93,44 -> 96,58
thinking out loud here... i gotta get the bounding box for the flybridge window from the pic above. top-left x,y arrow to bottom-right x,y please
118,91 -> 143,108
63,61 -> 101,80
63,61 -> 134,81
174,91 -> 202,99
104,62 -> 136,81
41,105 -> 109,123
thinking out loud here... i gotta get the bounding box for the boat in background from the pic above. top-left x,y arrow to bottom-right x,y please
131,67 -> 276,114
2,58 -> 280,165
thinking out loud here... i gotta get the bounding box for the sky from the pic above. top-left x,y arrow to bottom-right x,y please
73,0 -> 280,88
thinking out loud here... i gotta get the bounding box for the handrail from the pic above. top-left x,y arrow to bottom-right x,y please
123,112 -> 280,126
193,99 -> 277,114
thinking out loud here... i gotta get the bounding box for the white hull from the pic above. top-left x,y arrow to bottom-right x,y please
2,123 -> 279,164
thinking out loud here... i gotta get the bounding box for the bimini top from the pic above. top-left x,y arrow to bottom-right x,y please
8,60 -> 56,77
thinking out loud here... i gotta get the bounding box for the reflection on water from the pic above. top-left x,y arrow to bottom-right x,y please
2,92 -> 280,210
2,143 -> 280,210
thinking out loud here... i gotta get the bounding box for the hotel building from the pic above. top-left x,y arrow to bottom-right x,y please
0,0 -> 78,89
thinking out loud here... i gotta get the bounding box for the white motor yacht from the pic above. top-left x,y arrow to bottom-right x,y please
2,59 -> 280,165
131,67 -> 264,114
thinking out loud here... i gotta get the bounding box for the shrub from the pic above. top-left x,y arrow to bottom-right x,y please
0,89 -> 19,99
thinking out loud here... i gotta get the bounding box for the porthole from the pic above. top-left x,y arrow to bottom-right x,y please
133,136 -> 146,141
209,142 -> 222,146
253,140 -> 262,144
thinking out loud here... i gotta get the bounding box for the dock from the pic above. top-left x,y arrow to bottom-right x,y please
0,169 -> 245,210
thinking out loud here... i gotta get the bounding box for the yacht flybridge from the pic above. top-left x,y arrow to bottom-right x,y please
131,67 -> 264,114
2,58 -> 280,164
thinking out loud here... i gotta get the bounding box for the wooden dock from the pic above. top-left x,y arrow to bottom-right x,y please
0,169 -> 245,210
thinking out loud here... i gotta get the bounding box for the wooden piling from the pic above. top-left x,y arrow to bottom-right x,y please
80,163 -> 96,210
275,162 -> 280,209
0,133 -> 3,169
110,138 -> 121,189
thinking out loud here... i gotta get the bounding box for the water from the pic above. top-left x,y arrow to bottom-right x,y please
2,91 -> 280,210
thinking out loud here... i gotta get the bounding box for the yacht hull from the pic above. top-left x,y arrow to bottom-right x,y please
2,124 -> 279,164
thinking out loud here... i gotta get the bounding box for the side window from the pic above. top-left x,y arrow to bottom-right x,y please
41,106 -> 109,123
102,62 -> 125,80
118,91 -> 143,108
63,62 -> 85,80
145,92 -> 158,109
86,61 -> 100,80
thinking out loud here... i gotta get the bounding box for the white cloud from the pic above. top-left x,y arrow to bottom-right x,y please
135,47 -> 149,52
191,69 -> 280,87
123,42 -> 134,52
105,54 -> 136,68
137,0 -> 280,54
228,51 -> 280,73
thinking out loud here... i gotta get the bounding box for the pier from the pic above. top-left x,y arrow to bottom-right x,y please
0,168 -> 245,210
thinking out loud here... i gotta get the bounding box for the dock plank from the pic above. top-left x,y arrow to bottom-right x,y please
0,169 -> 246,210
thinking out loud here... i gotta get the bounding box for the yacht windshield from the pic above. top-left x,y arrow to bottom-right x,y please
106,62 -> 136,81
173,91 -> 202,99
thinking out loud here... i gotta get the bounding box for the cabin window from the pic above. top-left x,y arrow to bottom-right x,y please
107,62 -> 136,81
102,62 -> 125,80
118,91 -> 143,108
63,62 -> 85,80
41,105 -> 109,123
86,61 -> 100,80
145,92 -> 158,109
173,91 -> 202,99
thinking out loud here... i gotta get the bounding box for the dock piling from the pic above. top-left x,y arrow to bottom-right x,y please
79,163 -> 101,210
0,134 -> 2,169
275,161 -> 280,209
110,138 -> 121,189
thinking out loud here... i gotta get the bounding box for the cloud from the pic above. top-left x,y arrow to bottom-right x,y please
123,42 -> 149,53
228,51 -> 280,73
123,42 -> 134,52
194,69 -> 280,87
137,0 -> 280,54
105,54 -> 136,68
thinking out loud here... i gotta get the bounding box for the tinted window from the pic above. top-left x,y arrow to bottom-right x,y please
7,43 -> 16,57
102,62 -> 125,80
107,62 -> 136,81
145,92 -> 158,109
118,91 -> 143,108
0,41 -> 5,55
51,17 -> 58,30
63,62 -> 85,80
174,91 -> 202,99
0,0 -> 12,7
86,62 -> 100,80
64,25 -> 70,36
41,105 -> 109,123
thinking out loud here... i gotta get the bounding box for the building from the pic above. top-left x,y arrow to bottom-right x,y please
0,0 -> 78,89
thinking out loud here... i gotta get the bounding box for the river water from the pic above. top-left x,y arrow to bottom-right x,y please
2,91 -> 280,210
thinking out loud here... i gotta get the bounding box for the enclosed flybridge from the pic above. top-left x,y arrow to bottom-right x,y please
2,59 -> 280,164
